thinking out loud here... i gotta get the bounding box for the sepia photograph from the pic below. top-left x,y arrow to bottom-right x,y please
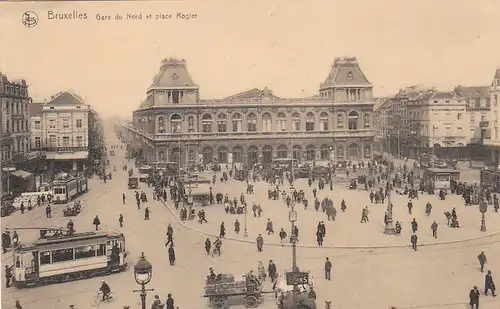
1,1 -> 499,308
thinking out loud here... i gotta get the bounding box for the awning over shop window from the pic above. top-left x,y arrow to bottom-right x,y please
10,170 -> 33,180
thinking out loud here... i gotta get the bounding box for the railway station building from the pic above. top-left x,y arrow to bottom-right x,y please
123,57 -> 376,167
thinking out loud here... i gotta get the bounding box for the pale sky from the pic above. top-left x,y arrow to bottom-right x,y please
1,0 -> 499,117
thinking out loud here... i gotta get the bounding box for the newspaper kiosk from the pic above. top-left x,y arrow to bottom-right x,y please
423,168 -> 460,191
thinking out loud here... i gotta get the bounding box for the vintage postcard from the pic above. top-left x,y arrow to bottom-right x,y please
1,1 -> 500,309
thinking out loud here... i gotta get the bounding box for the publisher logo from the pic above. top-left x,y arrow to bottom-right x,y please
22,11 -> 38,28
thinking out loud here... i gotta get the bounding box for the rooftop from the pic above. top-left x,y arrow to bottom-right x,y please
44,91 -> 86,106
29,102 -> 43,116
453,85 -> 490,99
320,57 -> 371,89
149,58 -> 198,89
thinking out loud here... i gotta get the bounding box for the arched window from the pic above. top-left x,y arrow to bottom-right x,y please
232,146 -> 243,162
347,143 -> 360,159
320,112 -> 329,131
320,144 -> 330,160
262,145 -> 273,163
305,145 -> 315,161
203,147 -> 213,164
305,113 -> 315,131
217,114 -> 228,133
247,113 -> 257,132
364,145 -> 371,158
277,112 -> 287,131
232,113 -> 242,132
171,147 -> 181,163
292,113 -> 301,131
247,146 -> 258,164
363,113 -> 371,128
202,114 -> 212,133
292,145 -> 302,160
262,113 -> 272,132
157,116 -> 165,133
337,145 -> 344,159
348,111 -> 359,130
336,113 -> 344,129
171,114 -> 182,133
218,146 -> 229,163
277,145 -> 288,159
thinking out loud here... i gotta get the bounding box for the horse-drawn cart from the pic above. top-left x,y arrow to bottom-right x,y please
204,273 -> 263,309
62,201 -> 82,217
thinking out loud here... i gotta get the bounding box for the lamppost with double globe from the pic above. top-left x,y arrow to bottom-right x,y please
288,206 -> 298,309
133,252 -> 154,309
479,201 -> 487,232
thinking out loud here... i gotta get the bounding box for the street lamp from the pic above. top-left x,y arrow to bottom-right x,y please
431,125 -> 438,168
243,205 -> 248,237
479,201 -> 487,232
384,134 -> 396,235
288,207 -> 298,309
133,252 -> 154,309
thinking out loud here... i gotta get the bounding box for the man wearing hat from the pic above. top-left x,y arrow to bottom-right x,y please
4,265 -> 13,288
152,295 -> 164,309
469,286 -> 480,309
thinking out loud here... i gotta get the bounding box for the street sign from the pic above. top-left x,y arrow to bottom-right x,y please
286,271 -> 309,286
2,167 -> 16,172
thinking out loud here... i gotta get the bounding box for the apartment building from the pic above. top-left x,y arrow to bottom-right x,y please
453,85 -> 491,143
0,73 -> 42,194
41,91 -> 92,172
485,69 -> 500,164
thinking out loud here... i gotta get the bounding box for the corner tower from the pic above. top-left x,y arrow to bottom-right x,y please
146,58 -> 199,106
319,57 -> 373,103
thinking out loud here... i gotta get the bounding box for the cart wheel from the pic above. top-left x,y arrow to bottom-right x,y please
211,297 -> 228,309
244,295 -> 258,308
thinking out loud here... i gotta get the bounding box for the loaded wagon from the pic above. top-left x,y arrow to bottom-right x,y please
204,273 -> 263,309
62,201 -> 82,217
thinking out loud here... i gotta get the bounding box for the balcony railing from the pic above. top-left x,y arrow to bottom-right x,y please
42,147 -> 89,152
150,129 -> 374,141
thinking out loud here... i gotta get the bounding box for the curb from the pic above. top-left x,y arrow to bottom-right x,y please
159,200 -> 500,250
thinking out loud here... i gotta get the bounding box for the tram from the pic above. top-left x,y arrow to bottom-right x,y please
11,230 -> 127,288
52,176 -> 88,204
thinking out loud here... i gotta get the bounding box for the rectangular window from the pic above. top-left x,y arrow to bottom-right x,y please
40,251 -> 51,265
62,136 -> 70,147
457,113 -> 462,120
76,136 -> 83,147
97,244 -> 106,256
34,121 -> 41,130
202,122 -> 211,133
232,120 -> 242,132
320,120 -> 328,131
75,246 -> 97,259
277,119 -> 286,131
49,119 -> 56,129
247,120 -> 257,132
49,135 -> 57,147
292,120 -> 300,131
76,119 -> 82,128
218,121 -> 227,133
35,137 -> 41,148
52,248 -> 74,263
62,119 -> 70,129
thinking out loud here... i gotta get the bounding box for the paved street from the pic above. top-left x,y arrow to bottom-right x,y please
1,128 -> 500,309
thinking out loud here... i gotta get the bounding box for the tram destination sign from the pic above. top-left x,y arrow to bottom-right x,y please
286,271 -> 309,286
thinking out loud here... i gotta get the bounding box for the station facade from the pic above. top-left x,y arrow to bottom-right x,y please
124,57 -> 376,166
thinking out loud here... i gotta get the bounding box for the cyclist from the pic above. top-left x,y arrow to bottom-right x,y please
99,280 -> 111,301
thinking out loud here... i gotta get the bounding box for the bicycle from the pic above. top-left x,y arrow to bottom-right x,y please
90,291 -> 117,307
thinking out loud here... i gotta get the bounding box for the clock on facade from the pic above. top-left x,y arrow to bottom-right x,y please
172,73 -> 179,80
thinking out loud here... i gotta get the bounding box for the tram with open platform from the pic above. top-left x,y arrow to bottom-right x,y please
11,230 -> 127,288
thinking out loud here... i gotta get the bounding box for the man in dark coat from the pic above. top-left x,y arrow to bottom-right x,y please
484,270 -> 496,296
324,257 -> 332,280
477,251 -> 487,272
93,215 -> 101,231
469,286 -> 480,309
268,260 -> 277,281
410,233 -> 418,251
166,294 -> 174,309
168,245 -> 176,266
